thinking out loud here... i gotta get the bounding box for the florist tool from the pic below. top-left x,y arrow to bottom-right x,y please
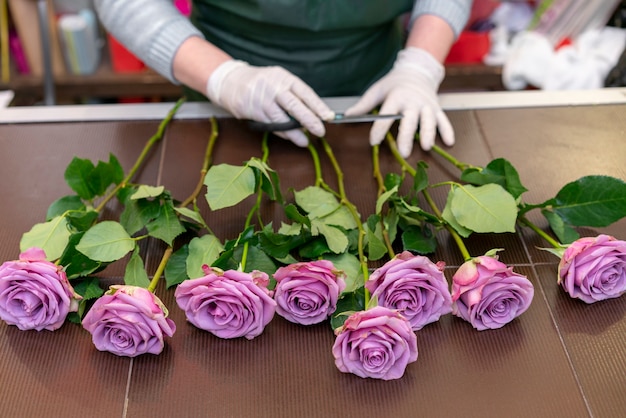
246,113 -> 402,132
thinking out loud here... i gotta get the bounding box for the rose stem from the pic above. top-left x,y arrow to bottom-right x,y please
372,144 -> 385,195
518,216 -> 564,249
307,142 -> 340,198
96,98 -> 186,212
240,133 -> 271,271
319,137 -> 370,305
150,116 -> 219,292
148,246 -> 173,293
385,132 -> 472,261
179,116 -> 219,209
371,144 -> 396,258
430,144 -> 479,172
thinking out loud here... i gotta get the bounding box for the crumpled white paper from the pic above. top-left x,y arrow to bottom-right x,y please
502,27 -> 626,90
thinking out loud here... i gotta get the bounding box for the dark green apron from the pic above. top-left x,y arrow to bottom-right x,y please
190,0 -> 413,97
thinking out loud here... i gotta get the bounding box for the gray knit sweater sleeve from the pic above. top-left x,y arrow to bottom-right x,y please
411,0 -> 473,38
93,0 -> 203,83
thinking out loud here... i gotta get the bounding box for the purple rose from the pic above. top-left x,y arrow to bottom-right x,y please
558,234 -> 626,303
451,255 -> 534,331
273,260 -> 346,325
82,285 -> 176,357
175,266 -> 276,339
0,247 -> 81,331
332,306 -> 418,380
366,251 -> 452,330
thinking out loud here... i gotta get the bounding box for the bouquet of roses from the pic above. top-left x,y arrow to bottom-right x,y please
1,101 -> 625,381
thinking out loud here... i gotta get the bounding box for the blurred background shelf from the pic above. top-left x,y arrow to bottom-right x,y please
1,54 -> 183,106
442,63 -> 504,91
1,61 -> 503,107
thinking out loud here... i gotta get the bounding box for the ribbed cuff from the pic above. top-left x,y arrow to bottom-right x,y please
148,18 -> 204,83
410,0 -> 472,38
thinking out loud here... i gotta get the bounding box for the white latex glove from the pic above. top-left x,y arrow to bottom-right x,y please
345,47 -> 454,157
206,60 -> 335,147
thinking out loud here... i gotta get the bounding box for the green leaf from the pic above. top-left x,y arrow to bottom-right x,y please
401,225 -> 437,254
412,161 -> 429,193
450,184 -> 517,233
204,164 -> 256,210
61,154 -> 124,200
384,173 -> 403,191
234,245 -> 277,275
384,209 -> 399,244
542,209 -> 580,244
552,175 -> 626,227
247,158 -> 283,202
461,158 -> 528,199
174,207 -> 208,229
246,158 -> 272,179
107,153 -> 125,185
441,190 -> 472,238
283,203 -> 311,228
330,287 -> 366,330
324,252 -> 362,293
278,222 -> 302,236
75,221 -> 135,262
165,245 -> 190,288
298,237 -> 331,259
64,157 -> 96,200
20,216 -> 71,261
119,198 -> 145,236
186,234 -> 224,279
131,185 -> 165,200
123,246 -> 151,288
66,210 -> 98,232
89,159 -> 118,197
539,246 -> 566,260
365,215 -> 388,261
294,186 -> 340,218
59,232 -> 106,279
146,200 -> 186,246
397,199 -> 440,225
312,219 -> 349,254
71,277 -> 105,300
375,185 -> 399,214
46,195 -> 85,221
321,205 -> 357,230
257,224 -> 306,259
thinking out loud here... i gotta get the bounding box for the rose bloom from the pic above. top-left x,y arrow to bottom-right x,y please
558,234 -> 626,303
332,306 -> 418,380
0,247 -> 81,331
273,260 -> 346,325
175,266 -> 276,339
82,285 -> 176,357
451,255 -> 534,331
366,251 -> 452,330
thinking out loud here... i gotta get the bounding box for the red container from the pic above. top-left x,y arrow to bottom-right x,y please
107,34 -> 145,73
445,31 -> 491,64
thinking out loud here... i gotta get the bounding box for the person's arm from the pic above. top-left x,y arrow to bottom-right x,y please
406,14 -> 456,64
171,35 -> 231,95
94,0 -> 203,83
345,0 -> 472,157
94,0 -> 333,147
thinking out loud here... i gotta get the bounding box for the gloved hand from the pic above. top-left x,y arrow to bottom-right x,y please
344,47 -> 454,157
206,60 -> 335,147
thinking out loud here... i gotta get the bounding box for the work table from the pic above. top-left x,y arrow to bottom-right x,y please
0,89 -> 625,418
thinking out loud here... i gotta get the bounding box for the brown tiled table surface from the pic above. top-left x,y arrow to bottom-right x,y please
0,100 -> 625,418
